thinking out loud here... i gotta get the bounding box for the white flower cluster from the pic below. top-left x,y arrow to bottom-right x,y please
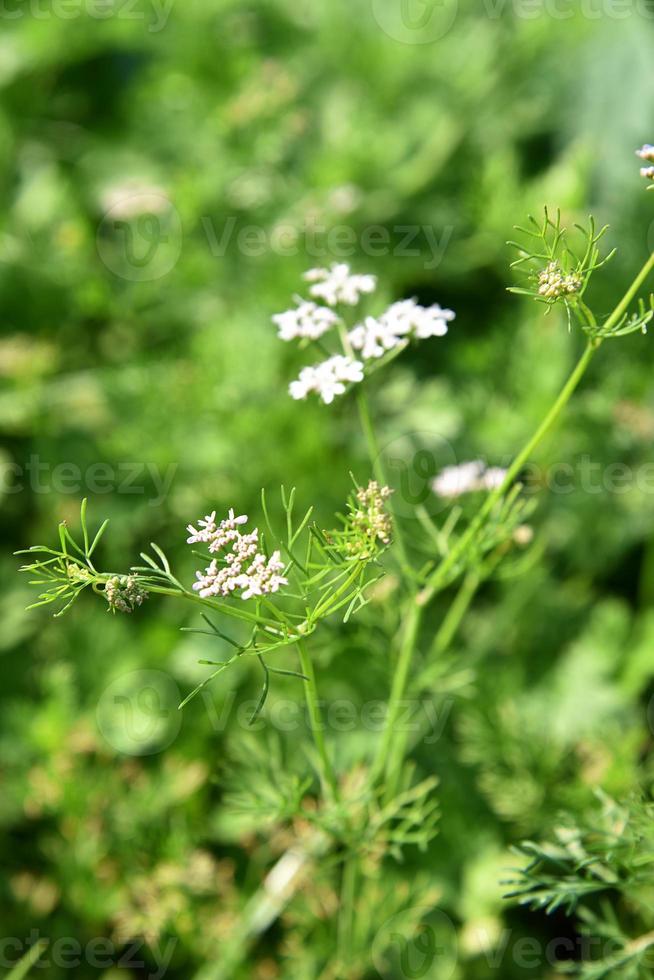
432,460 -> 508,499
187,509 -> 287,601
348,299 -> 455,360
273,263 -> 455,404
272,300 -> 339,341
289,354 -> 364,404
304,263 -> 377,306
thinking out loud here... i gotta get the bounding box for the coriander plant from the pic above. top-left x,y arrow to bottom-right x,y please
17,150 -> 654,978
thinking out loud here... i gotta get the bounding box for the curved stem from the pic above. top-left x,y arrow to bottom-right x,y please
420,337 -> 598,605
372,337 -> 599,795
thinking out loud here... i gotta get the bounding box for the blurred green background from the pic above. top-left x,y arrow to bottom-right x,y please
2,1 -> 654,977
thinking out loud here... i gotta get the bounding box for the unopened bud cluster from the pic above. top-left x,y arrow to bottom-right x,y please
346,481 -> 393,558
538,261 -> 582,300
104,575 -> 148,614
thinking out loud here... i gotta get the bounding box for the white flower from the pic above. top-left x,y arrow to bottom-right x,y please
480,466 -> 508,491
384,298 -> 455,339
100,180 -> 170,219
639,166 -> 654,182
411,303 -> 456,339
187,508 -> 249,553
432,461 -> 507,499
289,354 -> 364,404
272,300 -> 340,341
189,511 -> 288,601
636,144 -> 654,162
349,298 -> 455,361
304,263 -> 377,306
348,315 -> 403,360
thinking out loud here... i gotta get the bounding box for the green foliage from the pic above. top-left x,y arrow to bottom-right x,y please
507,792 -> 654,978
3,4 -> 654,980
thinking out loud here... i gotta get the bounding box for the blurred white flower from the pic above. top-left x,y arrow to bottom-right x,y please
304,263 -> 377,306
349,298 -> 455,360
272,299 -> 340,341
188,510 -> 287,600
289,354 -> 364,404
432,461 -> 507,499
100,179 -> 170,219
479,466 -> 508,491
348,315 -> 403,360
636,144 -> 654,162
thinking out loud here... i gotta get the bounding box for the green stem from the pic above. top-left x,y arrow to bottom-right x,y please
431,568 -> 480,658
372,337 -> 598,796
369,598 -> 423,786
382,570 -> 481,798
601,251 -> 654,335
420,337 -> 599,604
355,386 -> 411,573
337,854 -> 358,968
297,640 -> 339,801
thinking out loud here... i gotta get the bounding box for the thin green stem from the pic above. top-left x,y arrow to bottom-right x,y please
383,570 -> 481,798
297,640 -> 339,802
431,568 -> 480,658
337,854 -> 358,968
601,251 -> 654,335
369,598 -> 423,787
355,386 -> 411,573
420,337 -> 598,605
372,337 -> 598,796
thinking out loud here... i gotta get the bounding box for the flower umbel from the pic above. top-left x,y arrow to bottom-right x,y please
537,261 -> 582,300
348,299 -> 455,360
304,263 -> 377,306
432,461 -> 508,500
288,354 -> 364,404
188,510 -> 287,600
325,480 -> 393,560
272,300 -> 340,341
104,575 -> 148,614
276,266 -> 455,403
